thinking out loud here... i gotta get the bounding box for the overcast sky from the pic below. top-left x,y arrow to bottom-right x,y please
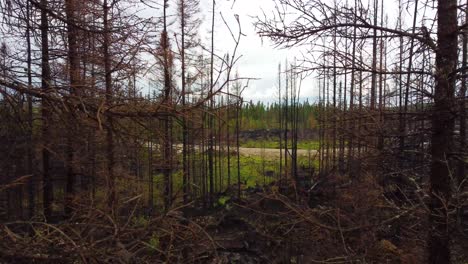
199,0 -> 318,103
196,0 -> 421,104
140,0 -> 416,104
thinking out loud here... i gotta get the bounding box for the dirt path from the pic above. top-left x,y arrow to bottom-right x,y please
238,147 -> 318,159
171,144 -> 319,159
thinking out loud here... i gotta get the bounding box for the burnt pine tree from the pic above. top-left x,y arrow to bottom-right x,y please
64,0 -> 80,217
429,0 -> 458,263
103,0 -> 116,212
176,0 -> 200,203
162,0 -> 174,210
25,0 -> 34,219
40,0 -> 52,221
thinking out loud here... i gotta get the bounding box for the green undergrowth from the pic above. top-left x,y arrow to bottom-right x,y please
152,154 -> 318,202
240,139 -> 320,150
110,151 -> 320,212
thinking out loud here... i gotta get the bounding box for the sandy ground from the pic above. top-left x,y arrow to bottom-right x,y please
237,147 -> 318,159
165,144 -> 319,159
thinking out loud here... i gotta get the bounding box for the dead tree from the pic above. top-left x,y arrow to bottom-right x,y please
161,0 -> 173,210
40,0 -> 52,220
25,0 -> 34,219
64,0 -> 80,217
103,0 -> 115,212
177,0 -> 200,203
429,1 -> 458,262
458,1 -> 467,191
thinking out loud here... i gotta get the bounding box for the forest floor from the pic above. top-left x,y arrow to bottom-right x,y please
176,177 -> 468,264
2,174 -> 468,263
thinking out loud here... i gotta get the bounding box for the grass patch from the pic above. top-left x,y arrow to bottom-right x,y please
240,139 -> 319,150
113,147 -> 320,209
229,155 -> 279,188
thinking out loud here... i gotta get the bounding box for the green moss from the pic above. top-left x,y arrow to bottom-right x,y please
217,195 -> 230,206
226,155 -> 280,188
146,232 -> 160,252
132,215 -> 150,227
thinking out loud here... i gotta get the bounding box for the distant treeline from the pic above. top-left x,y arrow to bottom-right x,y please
240,100 -> 318,131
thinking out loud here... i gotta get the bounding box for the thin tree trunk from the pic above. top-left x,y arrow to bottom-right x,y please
208,0 -> 215,206
402,0 -> 419,156
370,0 -> 378,110
341,7 -> 348,173
377,0 -> 384,151
278,63 -> 283,181
180,0 -> 189,204
26,0 -> 34,219
398,0 -> 404,154
457,0 -> 467,192
162,0 -> 172,210
217,99 -> 223,192
64,0 -> 80,217
358,50 -> 363,157
40,0 -> 52,221
226,57 -> 231,188
236,97 -> 241,198
148,122 -> 153,213
347,0 -> 357,169
284,63 -> 289,179
103,0 -> 115,211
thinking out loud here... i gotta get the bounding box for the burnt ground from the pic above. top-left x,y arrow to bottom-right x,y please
1,174 -> 467,263
175,176 -> 468,264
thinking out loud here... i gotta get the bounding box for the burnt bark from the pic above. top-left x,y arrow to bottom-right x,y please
429,0 -> 458,263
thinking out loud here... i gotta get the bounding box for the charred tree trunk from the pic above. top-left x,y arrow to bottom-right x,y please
428,0 -> 458,263
208,0 -> 215,206
180,0 -> 189,204
458,1 -> 467,193
26,0 -> 34,219
370,0 -> 378,110
278,63 -> 283,181
65,0 -> 80,217
162,0 -> 173,210
103,0 -> 115,211
40,0 -> 52,221
226,57 -> 231,188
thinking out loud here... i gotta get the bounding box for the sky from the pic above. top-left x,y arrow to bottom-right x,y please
138,0 -> 416,104
199,0 -> 318,103
199,0 -> 417,104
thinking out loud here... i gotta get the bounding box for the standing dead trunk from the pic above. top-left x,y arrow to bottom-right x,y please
226,56 -> 231,188
457,1 -> 467,192
64,0 -> 80,217
103,0 -> 115,211
26,0 -> 34,219
347,0 -> 357,169
40,0 -> 52,221
428,1 -> 458,263
278,63 -> 283,181
180,0 -> 189,204
402,0 -> 419,156
284,63 -> 289,178
370,0 -> 378,110
208,0 -> 215,206
235,80 -> 242,198
161,0 -> 173,211
377,0 -> 384,151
